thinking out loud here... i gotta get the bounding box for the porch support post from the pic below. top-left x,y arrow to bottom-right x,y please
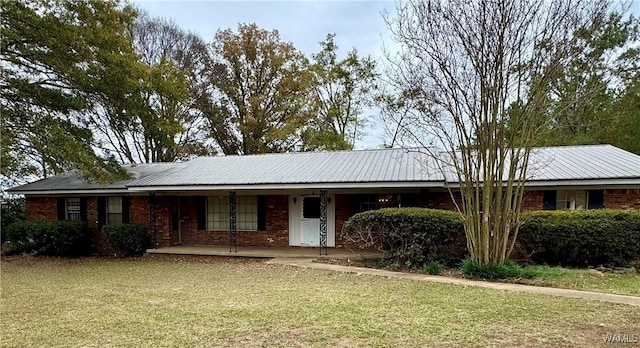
229,191 -> 237,253
319,190 -> 328,255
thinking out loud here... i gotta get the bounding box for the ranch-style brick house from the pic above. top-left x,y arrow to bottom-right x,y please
9,145 -> 640,253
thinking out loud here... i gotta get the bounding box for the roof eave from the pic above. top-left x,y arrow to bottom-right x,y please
8,188 -> 131,195
125,181 -> 445,192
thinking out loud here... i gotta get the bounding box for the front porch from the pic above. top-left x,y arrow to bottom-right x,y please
146,245 -> 383,260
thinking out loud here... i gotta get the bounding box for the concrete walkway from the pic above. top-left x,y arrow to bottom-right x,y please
266,258 -> 640,306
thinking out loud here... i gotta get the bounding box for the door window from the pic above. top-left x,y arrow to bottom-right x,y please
303,197 -> 321,219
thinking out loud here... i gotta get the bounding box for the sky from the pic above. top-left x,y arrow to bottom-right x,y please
132,0 -> 396,149
131,0 -> 640,149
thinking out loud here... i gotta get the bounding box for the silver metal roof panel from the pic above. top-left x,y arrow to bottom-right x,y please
8,145 -> 640,193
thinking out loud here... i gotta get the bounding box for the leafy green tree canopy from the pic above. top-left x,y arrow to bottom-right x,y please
1,0 -> 139,184
303,34 -> 378,150
202,23 -> 314,155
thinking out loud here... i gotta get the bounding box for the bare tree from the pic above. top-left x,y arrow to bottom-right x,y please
383,0 -> 612,265
90,14 -> 212,164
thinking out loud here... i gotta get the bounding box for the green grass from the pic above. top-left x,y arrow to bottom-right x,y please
519,265 -> 640,296
455,259 -> 639,296
1,255 -> 639,347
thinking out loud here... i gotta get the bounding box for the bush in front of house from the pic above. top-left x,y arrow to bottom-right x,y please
341,208 -> 467,268
4,220 -> 90,256
101,224 -> 148,257
423,261 -> 443,275
517,210 -> 640,267
460,258 -> 531,279
1,197 -> 25,243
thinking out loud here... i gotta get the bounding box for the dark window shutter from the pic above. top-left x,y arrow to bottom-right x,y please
542,191 -> 557,210
122,197 -> 131,223
80,198 -> 88,221
57,198 -> 66,220
350,195 -> 362,215
257,195 -> 267,231
97,197 -> 106,228
419,189 -> 429,208
196,196 -> 206,230
588,190 -> 604,209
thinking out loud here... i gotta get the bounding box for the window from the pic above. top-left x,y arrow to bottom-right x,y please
65,198 -> 81,221
207,196 -> 257,231
303,197 -> 321,219
353,194 -> 401,213
544,190 -> 604,210
556,190 -> 587,210
107,197 -> 123,224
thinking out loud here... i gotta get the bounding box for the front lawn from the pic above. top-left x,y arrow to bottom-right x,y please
1,255 -> 638,347
518,265 -> 640,296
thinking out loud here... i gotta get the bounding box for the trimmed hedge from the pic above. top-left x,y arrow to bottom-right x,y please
4,220 -> 90,256
341,208 -> 466,268
517,210 -> 640,266
101,224 -> 148,257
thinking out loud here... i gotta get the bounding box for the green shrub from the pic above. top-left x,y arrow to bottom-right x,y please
460,258 -> 527,279
517,210 -> 640,267
4,220 -> 90,256
101,224 -> 148,257
1,197 -> 25,243
341,208 -> 467,268
423,261 -> 442,275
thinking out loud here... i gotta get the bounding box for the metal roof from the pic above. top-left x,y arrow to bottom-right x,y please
9,145 -> 640,194
528,145 -> 640,181
128,148 -> 441,187
9,162 -> 177,193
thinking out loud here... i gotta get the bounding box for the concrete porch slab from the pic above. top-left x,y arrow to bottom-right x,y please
146,245 -> 382,260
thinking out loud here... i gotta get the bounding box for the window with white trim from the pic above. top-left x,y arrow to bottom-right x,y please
207,196 -> 257,231
107,196 -> 123,224
556,190 -> 587,210
65,198 -> 81,221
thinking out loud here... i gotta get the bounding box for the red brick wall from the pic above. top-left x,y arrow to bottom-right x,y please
160,195 -> 291,248
423,189 -> 640,211
23,188 -> 640,250
130,196 -> 150,227
334,194 -> 352,248
179,196 -> 198,245
521,191 -> 544,211
25,196 -> 57,221
604,189 -> 640,210
427,191 -> 461,210
154,196 -> 173,248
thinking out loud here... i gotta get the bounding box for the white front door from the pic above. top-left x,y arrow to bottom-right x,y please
289,194 -> 335,247
300,196 -> 321,246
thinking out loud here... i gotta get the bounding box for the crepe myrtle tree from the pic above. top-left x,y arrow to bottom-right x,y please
383,0 -> 613,265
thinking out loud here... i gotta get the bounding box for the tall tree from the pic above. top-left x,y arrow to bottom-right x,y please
1,0 -> 136,184
303,34 -> 378,150
532,12 -> 640,154
92,14 -> 212,164
202,23 -> 314,155
384,0 -> 611,265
